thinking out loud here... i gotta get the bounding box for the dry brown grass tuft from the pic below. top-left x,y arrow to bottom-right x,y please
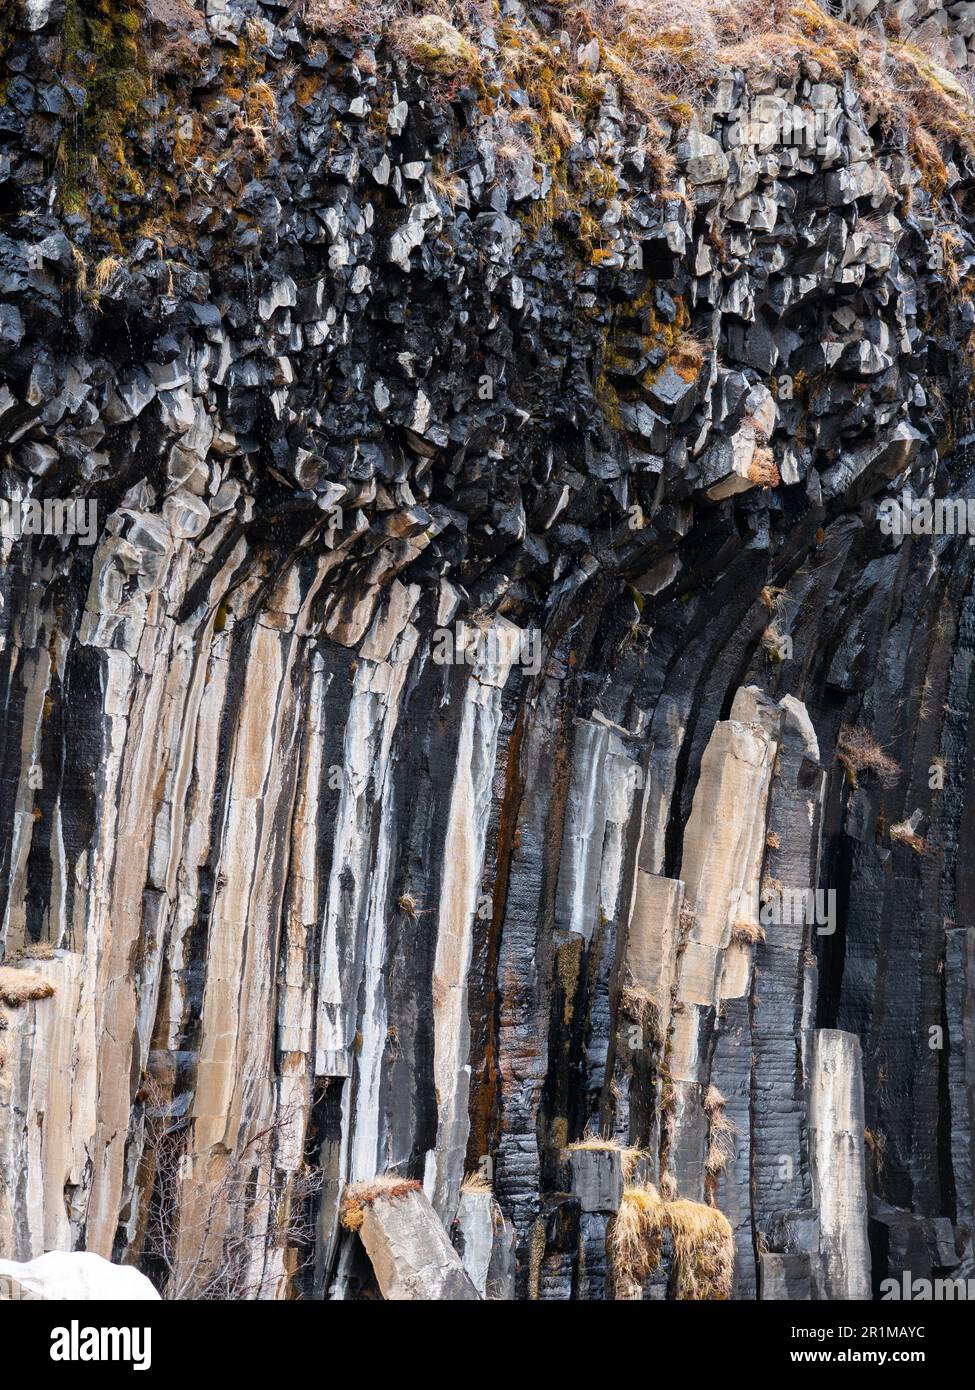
69,243 -> 88,294
936,227 -> 964,288
837,724 -> 901,788
889,820 -> 929,854
702,1084 -> 725,1112
494,127 -> 534,178
579,0 -> 773,106
664,1197 -> 734,1298
390,14 -> 480,82
566,1132 -> 646,1181
460,1170 -> 493,1195
703,1085 -> 739,1178
0,966 -> 56,1007
92,255 -> 122,292
340,1175 -> 422,1231
17,942 -> 56,960
748,448 -> 780,488
730,920 -> 766,946
618,983 -> 660,1045
305,0 -> 398,39
609,1181 -> 734,1298
609,1182 -> 666,1287
429,158 -> 465,208
678,901 -> 697,939
667,331 -> 709,381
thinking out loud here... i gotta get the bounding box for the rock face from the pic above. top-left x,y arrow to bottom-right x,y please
2,0 -> 975,1299
809,1030 -> 872,1299
838,0 -> 975,73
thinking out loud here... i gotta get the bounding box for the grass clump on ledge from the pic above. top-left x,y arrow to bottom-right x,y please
730,919 -> 765,946
306,0 -> 397,39
390,14 -> 480,84
0,966 -> 56,1007
460,1170 -> 493,1195
566,1133 -> 645,1181
14,941 -> 56,961
837,724 -> 901,788
889,818 -> 929,855
618,982 -> 661,1046
748,448 -> 781,489
340,1175 -> 422,1230
608,1180 -> 734,1299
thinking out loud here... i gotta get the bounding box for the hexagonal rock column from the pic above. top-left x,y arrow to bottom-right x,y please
809,1029 -> 872,1299
567,1147 -> 624,1300
453,1188 -> 516,1299
568,1147 -> 624,1214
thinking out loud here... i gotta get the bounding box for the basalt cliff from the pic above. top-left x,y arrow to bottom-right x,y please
2,0 -> 975,1301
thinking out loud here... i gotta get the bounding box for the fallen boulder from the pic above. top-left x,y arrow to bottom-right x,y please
342,1179 -> 480,1300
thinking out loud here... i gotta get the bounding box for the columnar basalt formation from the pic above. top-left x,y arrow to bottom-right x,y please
2,0 -> 975,1300
838,0 -> 975,73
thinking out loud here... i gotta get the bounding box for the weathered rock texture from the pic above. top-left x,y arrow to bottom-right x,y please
2,0 -> 975,1299
838,0 -> 975,73
344,1183 -> 481,1299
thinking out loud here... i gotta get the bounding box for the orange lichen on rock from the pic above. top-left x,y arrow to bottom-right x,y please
339,1176 -> 422,1231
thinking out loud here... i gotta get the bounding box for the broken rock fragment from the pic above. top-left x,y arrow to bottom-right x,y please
342,1181 -> 480,1300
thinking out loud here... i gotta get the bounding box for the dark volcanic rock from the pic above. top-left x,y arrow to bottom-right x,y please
2,0 -> 975,1304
